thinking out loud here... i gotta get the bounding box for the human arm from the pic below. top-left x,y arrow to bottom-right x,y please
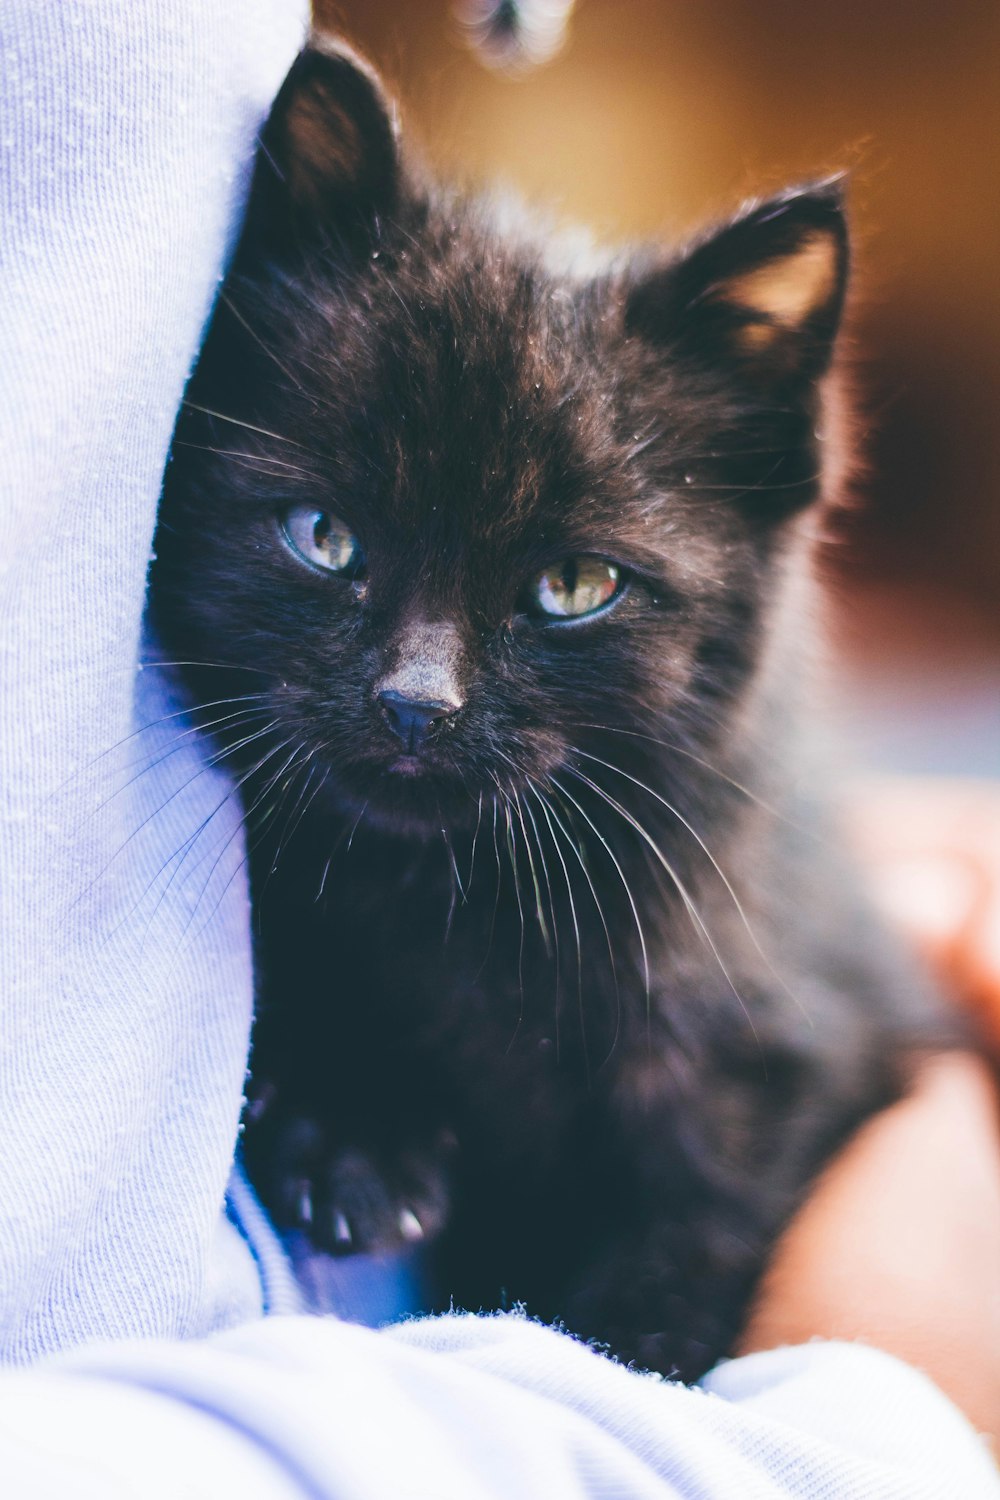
739,776 -> 1000,1441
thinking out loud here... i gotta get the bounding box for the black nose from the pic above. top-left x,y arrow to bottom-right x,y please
378,690 -> 459,753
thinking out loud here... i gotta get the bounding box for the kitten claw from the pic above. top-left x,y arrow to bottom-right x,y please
332,1209 -> 353,1248
398,1207 -> 424,1243
296,1184 -> 313,1227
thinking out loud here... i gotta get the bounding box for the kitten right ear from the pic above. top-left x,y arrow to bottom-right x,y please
625,182 -> 848,386
248,34 -> 400,248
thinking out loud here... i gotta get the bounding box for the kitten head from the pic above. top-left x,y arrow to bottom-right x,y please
152,36 -> 848,841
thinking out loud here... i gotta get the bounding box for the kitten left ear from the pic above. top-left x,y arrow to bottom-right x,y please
248,33 -> 400,247
626,181 -> 849,383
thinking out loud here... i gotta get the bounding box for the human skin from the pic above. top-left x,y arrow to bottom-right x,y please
848,777 -> 1000,1047
740,778 -> 1000,1445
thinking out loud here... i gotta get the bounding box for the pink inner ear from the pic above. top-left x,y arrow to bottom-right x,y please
718,231 -> 840,341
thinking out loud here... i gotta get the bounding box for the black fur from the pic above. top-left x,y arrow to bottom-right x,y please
151,38 -> 946,1380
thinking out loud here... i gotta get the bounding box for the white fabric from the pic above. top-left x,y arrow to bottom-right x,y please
0,1 -> 996,1495
1,1317 -> 996,1498
0,0 -> 307,1363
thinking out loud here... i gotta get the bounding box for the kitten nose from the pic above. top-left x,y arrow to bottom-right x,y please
378,690 -> 458,754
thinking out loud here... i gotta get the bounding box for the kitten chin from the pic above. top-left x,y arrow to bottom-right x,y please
322,771 -> 485,840
150,35 -> 950,1381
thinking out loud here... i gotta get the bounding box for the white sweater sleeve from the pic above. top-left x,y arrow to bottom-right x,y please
1,1314 -> 995,1499
0,0 -> 308,1362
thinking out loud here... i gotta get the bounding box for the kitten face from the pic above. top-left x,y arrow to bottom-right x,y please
153,41 -> 847,840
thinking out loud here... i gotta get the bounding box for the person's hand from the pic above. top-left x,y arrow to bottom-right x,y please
738,777 -> 1000,1444
848,775 -> 1000,1042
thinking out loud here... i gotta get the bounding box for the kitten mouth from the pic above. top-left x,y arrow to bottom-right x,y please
326,753 -> 483,836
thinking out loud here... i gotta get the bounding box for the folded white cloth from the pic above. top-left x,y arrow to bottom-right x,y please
2,1318 -> 996,1498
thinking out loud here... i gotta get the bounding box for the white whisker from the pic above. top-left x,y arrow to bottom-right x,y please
573,747 -> 807,1025
536,781 -> 620,1068
531,779 -> 587,1084
565,766 -> 765,1068
548,773 -> 650,1026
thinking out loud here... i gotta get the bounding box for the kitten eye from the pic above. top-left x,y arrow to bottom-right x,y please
281,505 -> 365,576
530,557 -> 623,619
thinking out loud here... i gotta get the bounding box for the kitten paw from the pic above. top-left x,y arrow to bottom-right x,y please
250,1113 -> 456,1256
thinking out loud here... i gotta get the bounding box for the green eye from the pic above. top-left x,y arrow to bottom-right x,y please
532,557 -> 623,619
282,506 -> 365,576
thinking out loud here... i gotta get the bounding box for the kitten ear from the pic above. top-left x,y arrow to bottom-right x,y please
626,181 -> 848,383
248,34 -> 400,247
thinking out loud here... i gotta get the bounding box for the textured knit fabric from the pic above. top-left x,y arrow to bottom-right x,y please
0,0 -> 308,1363
1,2 -> 997,1495
1,1317 -> 997,1498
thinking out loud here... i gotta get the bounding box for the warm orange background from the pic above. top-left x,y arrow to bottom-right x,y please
316,0 -> 999,771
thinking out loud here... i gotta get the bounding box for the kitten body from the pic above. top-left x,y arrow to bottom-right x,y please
152,40 -> 945,1379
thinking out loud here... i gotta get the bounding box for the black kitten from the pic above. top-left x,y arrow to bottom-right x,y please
152,37 -> 946,1380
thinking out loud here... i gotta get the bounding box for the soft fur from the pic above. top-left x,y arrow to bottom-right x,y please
151,37 -> 946,1379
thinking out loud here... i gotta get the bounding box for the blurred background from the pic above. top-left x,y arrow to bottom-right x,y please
317,0 -> 998,774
